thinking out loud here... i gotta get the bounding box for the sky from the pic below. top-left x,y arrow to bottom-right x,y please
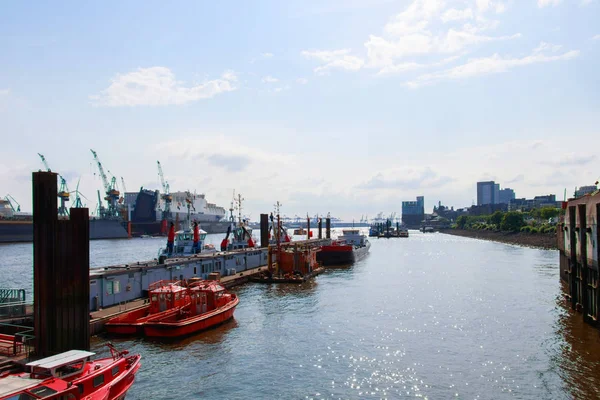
1,0 -> 599,220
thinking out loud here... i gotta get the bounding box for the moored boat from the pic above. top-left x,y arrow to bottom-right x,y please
142,280 -> 239,338
0,344 -> 141,400
105,280 -> 190,335
317,228 -> 371,266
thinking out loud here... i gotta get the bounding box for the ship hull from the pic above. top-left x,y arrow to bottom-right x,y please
317,242 -> 371,266
0,218 -> 129,243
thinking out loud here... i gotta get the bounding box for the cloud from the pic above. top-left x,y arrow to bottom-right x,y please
205,154 -> 251,172
0,89 -> 9,96
538,0 -> 561,7
262,52 -> 274,58
442,8 -> 474,22
357,167 -> 454,190
296,78 -> 309,85
542,153 -> 596,167
261,75 -> 279,83
301,49 -> 365,74
406,43 -> 579,87
592,34 -> 600,41
91,67 -> 237,107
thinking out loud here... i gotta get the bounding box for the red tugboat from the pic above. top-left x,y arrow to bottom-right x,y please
105,280 -> 190,335
0,344 -> 141,400
142,280 -> 239,338
317,228 -> 371,266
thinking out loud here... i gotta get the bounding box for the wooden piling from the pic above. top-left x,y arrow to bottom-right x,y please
326,218 -> 331,239
260,214 -> 269,247
318,217 -> 322,239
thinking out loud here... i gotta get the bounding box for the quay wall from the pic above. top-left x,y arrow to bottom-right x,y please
558,191 -> 600,327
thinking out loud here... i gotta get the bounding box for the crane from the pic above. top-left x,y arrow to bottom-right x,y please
38,153 -> 70,216
90,149 -> 120,218
157,161 -> 172,220
4,194 -> 21,212
120,177 -> 127,194
71,178 -> 88,208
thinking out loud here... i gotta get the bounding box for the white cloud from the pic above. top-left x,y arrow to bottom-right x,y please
0,89 -> 9,96
442,8 -> 474,22
538,0 -> 561,7
262,75 -> 279,83
91,67 -> 237,107
301,49 -> 365,74
592,34 -> 600,40
296,78 -> 309,84
262,52 -> 274,58
377,55 -> 460,75
406,43 -> 579,87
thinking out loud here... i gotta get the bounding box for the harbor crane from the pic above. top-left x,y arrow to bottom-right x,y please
38,153 -> 70,216
4,194 -> 21,212
90,149 -> 120,218
71,178 -> 88,209
157,161 -> 172,220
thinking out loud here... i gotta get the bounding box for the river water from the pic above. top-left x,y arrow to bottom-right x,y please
2,230 -> 600,399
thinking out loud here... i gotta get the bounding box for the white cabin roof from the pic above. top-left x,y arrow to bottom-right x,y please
26,350 -> 95,370
0,376 -> 41,397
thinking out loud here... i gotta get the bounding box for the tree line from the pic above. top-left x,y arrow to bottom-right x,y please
454,207 -> 561,233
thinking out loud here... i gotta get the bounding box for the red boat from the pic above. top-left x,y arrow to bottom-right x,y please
0,344 -> 141,400
105,280 -> 191,335
143,280 -> 239,338
317,229 -> 371,266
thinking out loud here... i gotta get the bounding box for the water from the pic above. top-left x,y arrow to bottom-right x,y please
2,231 -> 600,399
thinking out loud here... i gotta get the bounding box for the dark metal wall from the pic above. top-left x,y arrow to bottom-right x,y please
33,172 -> 90,356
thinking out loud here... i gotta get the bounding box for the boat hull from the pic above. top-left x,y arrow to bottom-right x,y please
0,218 -> 129,243
105,305 -> 182,335
317,242 -> 371,266
143,297 -> 239,338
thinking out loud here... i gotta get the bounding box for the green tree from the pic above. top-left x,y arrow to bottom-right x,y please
500,212 -> 525,232
490,211 -> 504,226
539,207 -> 560,221
456,215 -> 468,229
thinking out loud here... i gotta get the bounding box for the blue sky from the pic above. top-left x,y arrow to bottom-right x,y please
1,0 -> 598,220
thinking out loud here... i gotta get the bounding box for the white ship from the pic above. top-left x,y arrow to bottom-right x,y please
161,191 -> 227,223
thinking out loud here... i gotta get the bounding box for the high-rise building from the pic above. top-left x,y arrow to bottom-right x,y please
402,196 -> 425,228
477,181 -> 497,205
498,188 -> 515,205
575,186 -> 597,198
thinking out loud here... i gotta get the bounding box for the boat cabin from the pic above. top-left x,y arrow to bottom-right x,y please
228,225 -> 254,251
148,281 -> 189,313
188,281 -> 232,312
338,229 -> 367,246
26,350 -> 95,380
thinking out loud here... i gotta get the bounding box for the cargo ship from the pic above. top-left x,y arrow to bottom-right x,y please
125,189 -> 230,236
0,199 -> 129,243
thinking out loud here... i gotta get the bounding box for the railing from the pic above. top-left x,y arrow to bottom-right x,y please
0,322 -> 35,359
0,300 -> 32,318
0,288 -> 26,305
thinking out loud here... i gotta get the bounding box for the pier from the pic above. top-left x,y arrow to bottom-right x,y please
558,191 -> 600,326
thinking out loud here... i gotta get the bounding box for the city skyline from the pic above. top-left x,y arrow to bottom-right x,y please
1,0 -> 599,220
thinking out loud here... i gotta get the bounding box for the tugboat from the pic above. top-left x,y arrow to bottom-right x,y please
220,192 -> 258,251
158,200 -> 216,261
142,280 -> 239,338
0,343 -> 141,400
105,280 -> 191,335
317,228 -> 371,266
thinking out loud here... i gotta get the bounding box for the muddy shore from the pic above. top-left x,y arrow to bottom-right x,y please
440,229 -> 558,250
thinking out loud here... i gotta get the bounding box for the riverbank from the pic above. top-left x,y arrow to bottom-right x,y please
441,228 -> 558,250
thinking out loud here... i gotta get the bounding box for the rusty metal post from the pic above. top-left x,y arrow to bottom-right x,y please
579,204 -> 589,319
34,172 -> 91,357
326,218 -> 331,239
260,214 -> 269,247
318,218 -> 322,239
307,216 -> 310,241
33,172 -> 58,357
569,206 -> 578,310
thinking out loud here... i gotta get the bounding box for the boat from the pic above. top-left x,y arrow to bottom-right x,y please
317,228 -> 371,266
0,343 -> 141,400
0,200 -> 129,243
219,193 -> 259,251
420,226 -> 435,233
142,280 -> 239,338
293,228 -> 307,235
398,228 -> 409,238
105,280 -> 191,335
126,188 -> 230,236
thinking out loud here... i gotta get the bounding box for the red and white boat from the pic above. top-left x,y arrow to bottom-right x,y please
143,280 -> 239,338
0,344 -> 141,400
105,280 -> 190,335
